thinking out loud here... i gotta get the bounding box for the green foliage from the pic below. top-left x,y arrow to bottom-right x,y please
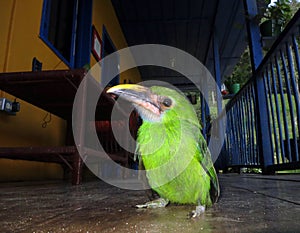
263,0 -> 292,26
226,1 -> 299,88
261,0 -> 300,36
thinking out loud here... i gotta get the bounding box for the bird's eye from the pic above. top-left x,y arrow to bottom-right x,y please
162,98 -> 172,107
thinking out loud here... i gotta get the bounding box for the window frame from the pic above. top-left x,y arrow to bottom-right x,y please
39,0 -> 79,68
101,25 -> 120,87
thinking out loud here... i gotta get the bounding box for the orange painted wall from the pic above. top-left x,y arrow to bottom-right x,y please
0,0 -> 68,182
0,0 -> 140,182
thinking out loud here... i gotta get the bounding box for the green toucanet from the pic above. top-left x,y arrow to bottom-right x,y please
107,84 -> 220,217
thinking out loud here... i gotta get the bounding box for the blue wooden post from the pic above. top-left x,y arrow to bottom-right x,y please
212,33 -> 227,170
243,0 -> 274,173
200,80 -> 210,141
213,34 -> 223,126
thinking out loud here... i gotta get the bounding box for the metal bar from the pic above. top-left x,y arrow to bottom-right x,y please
239,97 -> 247,164
231,109 -> 239,165
231,108 -> 239,165
294,30 -> 300,92
247,89 -> 255,164
226,114 -> 232,165
251,88 -> 257,164
270,60 -> 285,164
263,70 -> 275,164
236,104 -> 243,164
265,68 -> 278,164
248,87 -> 256,164
235,101 -> 242,164
244,94 -> 251,164
280,48 -> 296,162
286,40 -> 300,161
245,88 -> 252,164
243,96 -> 250,164
250,82 -> 260,165
275,55 -> 291,162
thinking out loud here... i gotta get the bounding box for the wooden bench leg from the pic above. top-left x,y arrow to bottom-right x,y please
72,151 -> 83,185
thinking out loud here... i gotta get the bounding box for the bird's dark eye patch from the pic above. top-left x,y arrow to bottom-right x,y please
162,98 -> 172,107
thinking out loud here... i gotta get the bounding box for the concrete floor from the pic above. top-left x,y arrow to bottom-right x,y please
0,174 -> 299,233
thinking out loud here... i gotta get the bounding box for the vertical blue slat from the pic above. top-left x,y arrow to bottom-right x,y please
286,41 -> 300,161
249,87 -> 255,164
250,84 -> 260,164
280,49 -> 294,162
227,112 -> 232,165
234,105 -> 240,164
247,87 -> 255,164
245,88 -> 252,164
293,34 -> 300,92
200,90 -> 210,141
275,55 -> 291,161
231,109 -> 239,165
228,110 -> 234,165
283,44 -> 298,159
292,35 -> 300,161
200,93 -> 209,140
240,96 -> 247,164
262,70 -> 275,163
266,67 -> 279,164
239,102 -> 244,165
226,111 -> 231,165
236,100 -> 243,164
244,95 -> 250,164
244,89 -> 251,163
270,60 -> 285,163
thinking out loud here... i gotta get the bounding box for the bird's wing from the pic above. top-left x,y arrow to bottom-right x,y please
196,130 -> 220,203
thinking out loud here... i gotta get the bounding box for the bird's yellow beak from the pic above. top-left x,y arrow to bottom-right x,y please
107,84 -> 162,116
107,84 -> 151,97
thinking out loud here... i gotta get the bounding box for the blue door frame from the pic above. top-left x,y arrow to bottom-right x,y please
101,25 -> 120,87
40,0 -> 92,68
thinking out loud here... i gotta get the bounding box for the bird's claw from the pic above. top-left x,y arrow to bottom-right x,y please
189,205 -> 206,218
136,198 -> 169,209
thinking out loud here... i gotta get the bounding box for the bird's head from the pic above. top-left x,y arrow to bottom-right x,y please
107,84 -> 199,126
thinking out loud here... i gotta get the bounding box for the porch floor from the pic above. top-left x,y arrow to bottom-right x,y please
1,174 -> 299,233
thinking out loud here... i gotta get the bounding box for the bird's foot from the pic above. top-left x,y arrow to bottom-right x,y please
136,197 -> 169,209
189,205 -> 206,218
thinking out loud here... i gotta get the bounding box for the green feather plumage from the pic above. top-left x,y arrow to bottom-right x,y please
136,86 -> 219,206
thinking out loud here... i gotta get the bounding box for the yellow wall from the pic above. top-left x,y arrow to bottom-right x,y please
91,0 -> 141,84
0,0 -> 68,72
0,0 -> 69,182
0,0 -> 141,182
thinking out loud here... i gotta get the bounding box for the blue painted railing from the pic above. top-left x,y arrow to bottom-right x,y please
217,9 -> 300,173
